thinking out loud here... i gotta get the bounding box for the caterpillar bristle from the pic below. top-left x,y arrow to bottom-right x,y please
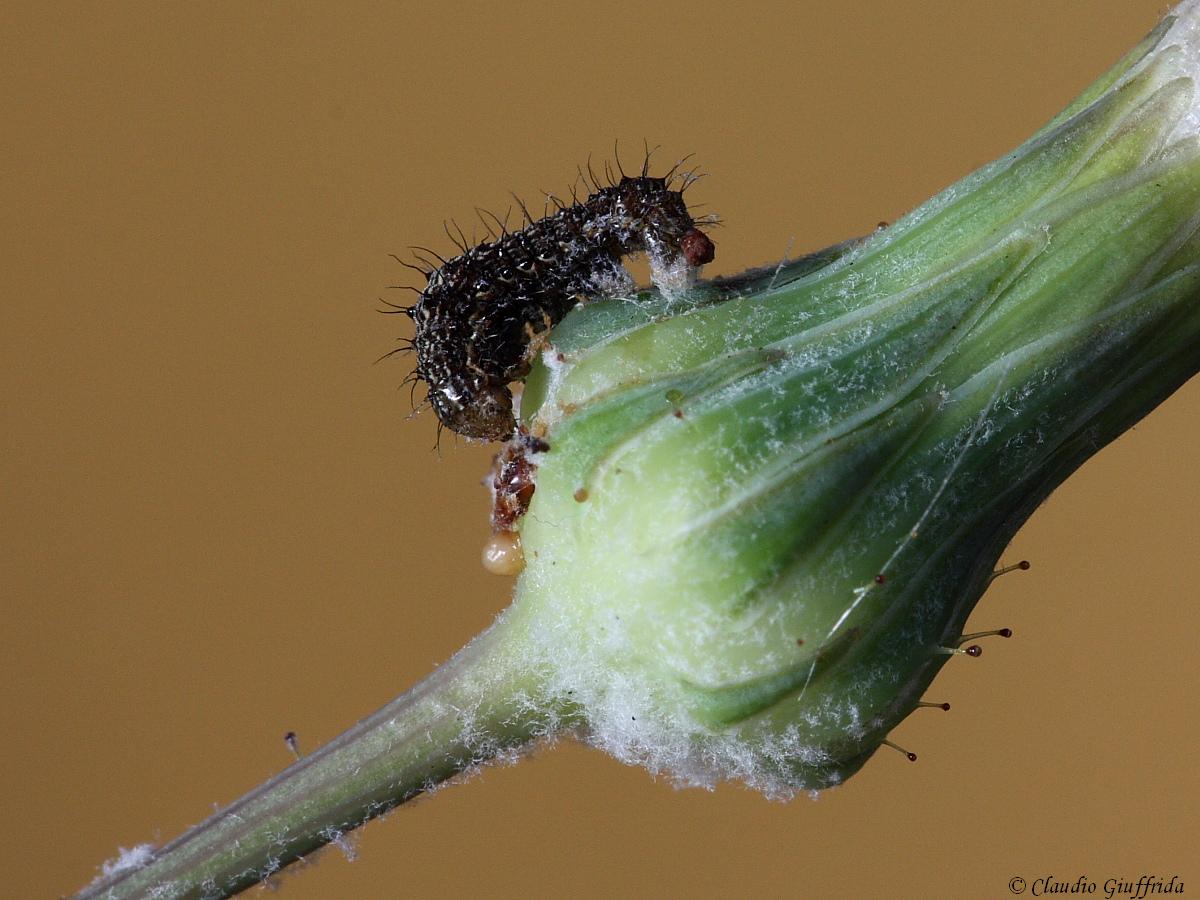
409,245 -> 448,265
377,297 -> 416,316
480,205 -> 508,236
399,371 -> 424,409
663,152 -> 695,183
443,221 -> 468,253
409,253 -> 439,273
451,219 -> 471,251
574,165 -> 590,195
474,206 -> 499,239
374,342 -> 415,364
511,192 -> 535,226
390,253 -> 432,279
405,395 -> 430,421
641,140 -> 660,177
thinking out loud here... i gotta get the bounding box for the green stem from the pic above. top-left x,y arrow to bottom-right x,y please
77,614 -> 557,900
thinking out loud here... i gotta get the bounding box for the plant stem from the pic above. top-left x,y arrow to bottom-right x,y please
77,614 -> 557,900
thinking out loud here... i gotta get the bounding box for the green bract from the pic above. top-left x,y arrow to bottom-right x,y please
506,7 -> 1200,795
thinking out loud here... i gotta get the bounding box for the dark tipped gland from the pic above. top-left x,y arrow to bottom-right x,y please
957,627 -> 1013,645
989,559 -> 1032,584
917,701 -> 951,711
936,643 -> 983,657
881,739 -> 917,762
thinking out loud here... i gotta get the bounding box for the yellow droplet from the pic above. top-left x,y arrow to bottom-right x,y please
482,531 -> 525,575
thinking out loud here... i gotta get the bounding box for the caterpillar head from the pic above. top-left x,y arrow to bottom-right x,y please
427,376 -> 515,442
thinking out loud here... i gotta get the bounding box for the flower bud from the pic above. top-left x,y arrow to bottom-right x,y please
505,3 -> 1200,795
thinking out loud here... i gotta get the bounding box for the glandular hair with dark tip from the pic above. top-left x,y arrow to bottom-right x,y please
399,168 -> 716,441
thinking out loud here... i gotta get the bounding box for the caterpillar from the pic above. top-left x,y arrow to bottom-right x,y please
389,157 -> 716,442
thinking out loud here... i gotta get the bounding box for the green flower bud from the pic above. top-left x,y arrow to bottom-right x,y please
75,9 -> 1200,896
502,4 -> 1200,796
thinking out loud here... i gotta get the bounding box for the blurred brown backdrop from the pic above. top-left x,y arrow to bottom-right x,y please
3,2 -> 1197,897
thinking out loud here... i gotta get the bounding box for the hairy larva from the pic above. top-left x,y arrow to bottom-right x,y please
390,157 -> 716,442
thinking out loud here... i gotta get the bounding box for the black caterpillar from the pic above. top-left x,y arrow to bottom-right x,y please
389,159 -> 716,441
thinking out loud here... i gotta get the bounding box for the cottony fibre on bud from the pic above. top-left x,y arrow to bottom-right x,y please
498,5 -> 1200,796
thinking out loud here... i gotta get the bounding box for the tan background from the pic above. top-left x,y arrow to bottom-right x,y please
3,2 -> 1197,897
